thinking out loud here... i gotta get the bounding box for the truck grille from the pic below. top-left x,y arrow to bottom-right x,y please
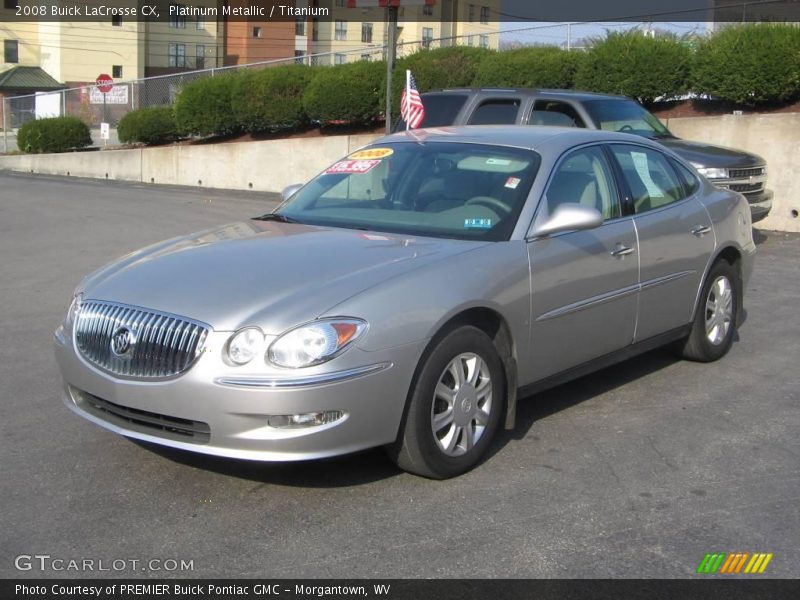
75,389 -> 211,444
728,167 -> 765,179
729,183 -> 764,194
75,300 -> 209,379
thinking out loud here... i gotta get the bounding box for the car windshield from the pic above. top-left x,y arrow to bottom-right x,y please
275,142 -> 541,242
583,99 -> 673,139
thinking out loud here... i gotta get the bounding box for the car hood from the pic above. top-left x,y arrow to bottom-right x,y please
79,220 -> 486,332
659,137 -> 766,169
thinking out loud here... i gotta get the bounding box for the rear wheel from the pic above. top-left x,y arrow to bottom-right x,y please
387,326 -> 505,479
680,260 -> 739,362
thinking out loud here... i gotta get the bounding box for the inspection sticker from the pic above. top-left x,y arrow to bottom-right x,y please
326,159 -> 382,175
464,218 -> 493,229
505,177 -> 522,189
348,148 -> 394,160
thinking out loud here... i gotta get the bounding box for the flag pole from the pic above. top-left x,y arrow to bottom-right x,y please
405,69 -> 411,131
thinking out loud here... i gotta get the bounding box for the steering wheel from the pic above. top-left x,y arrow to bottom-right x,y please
465,196 -> 511,215
617,125 -> 634,132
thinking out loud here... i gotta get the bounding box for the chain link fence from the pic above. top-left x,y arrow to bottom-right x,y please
1,43 -> 394,151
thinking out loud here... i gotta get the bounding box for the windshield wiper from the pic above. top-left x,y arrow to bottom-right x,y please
252,213 -> 302,224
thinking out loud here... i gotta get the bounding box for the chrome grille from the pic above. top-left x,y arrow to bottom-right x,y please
75,300 -> 209,378
728,167 -> 765,179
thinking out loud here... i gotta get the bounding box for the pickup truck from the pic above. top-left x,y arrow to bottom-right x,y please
397,88 -> 773,222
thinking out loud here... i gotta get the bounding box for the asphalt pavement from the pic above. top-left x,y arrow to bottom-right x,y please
1,172 -> 798,579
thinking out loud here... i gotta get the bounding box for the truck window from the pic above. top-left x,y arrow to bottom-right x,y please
583,99 -> 672,139
394,93 -> 469,130
468,99 -> 521,125
528,100 -> 585,128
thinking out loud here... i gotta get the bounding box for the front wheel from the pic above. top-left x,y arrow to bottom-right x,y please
387,326 -> 505,479
680,260 -> 740,362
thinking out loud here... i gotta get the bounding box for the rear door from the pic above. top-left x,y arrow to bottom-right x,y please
608,144 -> 715,341
526,144 -> 639,381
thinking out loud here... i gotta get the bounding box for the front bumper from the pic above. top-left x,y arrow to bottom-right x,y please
746,189 -> 773,223
54,325 -> 426,461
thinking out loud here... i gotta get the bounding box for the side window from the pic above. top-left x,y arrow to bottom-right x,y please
528,100 -> 586,128
609,145 -> 684,214
395,93 -> 468,130
546,146 -> 620,220
671,159 -> 701,197
468,99 -> 521,125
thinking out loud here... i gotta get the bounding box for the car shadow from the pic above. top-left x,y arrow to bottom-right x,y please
130,439 -> 402,488
488,347 -> 682,456
133,341 -> 741,486
752,228 -> 769,245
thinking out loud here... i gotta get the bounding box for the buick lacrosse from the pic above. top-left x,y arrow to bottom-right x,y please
55,127 -> 755,478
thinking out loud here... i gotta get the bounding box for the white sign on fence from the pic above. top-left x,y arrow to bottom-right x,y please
35,91 -> 62,119
89,85 -> 129,105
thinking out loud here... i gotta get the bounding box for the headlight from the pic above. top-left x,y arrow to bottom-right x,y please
268,318 -> 367,369
65,292 -> 84,330
225,327 -> 266,366
694,166 -> 728,180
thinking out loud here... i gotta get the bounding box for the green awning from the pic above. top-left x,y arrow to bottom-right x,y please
0,66 -> 64,91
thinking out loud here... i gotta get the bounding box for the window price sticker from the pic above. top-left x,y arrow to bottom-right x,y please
326,159 -> 382,175
464,218 -> 493,229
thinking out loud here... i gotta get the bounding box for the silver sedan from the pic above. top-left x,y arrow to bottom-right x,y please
54,127 -> 755,479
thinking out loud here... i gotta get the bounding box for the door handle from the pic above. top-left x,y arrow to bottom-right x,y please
692,225 -> 712,237
610,244 -> 635,258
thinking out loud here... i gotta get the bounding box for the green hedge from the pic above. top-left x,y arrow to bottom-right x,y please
303,60 -> 386,126
232,64 -> 315,132
117,106 -> 179,145
693,24 -> 800,105
17,116 -> 92,154
575,31 -> 692,105
473,46 -> 581,89
174,73 -> 242,136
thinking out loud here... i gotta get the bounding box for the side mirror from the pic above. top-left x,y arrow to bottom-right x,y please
529,203 -> 603,239
281,183 -> 303,202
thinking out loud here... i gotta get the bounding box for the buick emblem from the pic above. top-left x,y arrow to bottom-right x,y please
110,326 -> 135,358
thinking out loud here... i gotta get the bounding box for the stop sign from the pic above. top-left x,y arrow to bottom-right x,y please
96,74 -> 113,94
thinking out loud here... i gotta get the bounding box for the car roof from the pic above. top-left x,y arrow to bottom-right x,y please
422,88 -> 630,102
378,125 -> 661,153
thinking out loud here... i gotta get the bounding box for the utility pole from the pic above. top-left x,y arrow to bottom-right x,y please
566,22 -> 571,51
2,97 -> 8,153
384,5 -> 398,134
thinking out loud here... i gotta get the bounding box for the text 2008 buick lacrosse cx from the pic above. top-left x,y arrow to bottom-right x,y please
55,127 -> 755,479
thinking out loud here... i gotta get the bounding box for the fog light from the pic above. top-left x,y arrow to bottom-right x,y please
267,411 -> 345,429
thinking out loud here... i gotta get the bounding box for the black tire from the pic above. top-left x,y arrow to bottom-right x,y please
387,325 -> 505,479
680,260 -> 740,362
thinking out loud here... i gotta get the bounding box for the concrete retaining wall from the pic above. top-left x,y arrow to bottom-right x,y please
1,147 -> 143,182
664,113 -> 800,233
0,113 -> 797,231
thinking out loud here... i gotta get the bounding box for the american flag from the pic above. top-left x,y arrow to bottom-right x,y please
401,71 -> 425,129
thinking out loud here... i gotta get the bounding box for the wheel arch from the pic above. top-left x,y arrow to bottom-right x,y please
693,244 -> 744,327
397,306 -> 520,445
